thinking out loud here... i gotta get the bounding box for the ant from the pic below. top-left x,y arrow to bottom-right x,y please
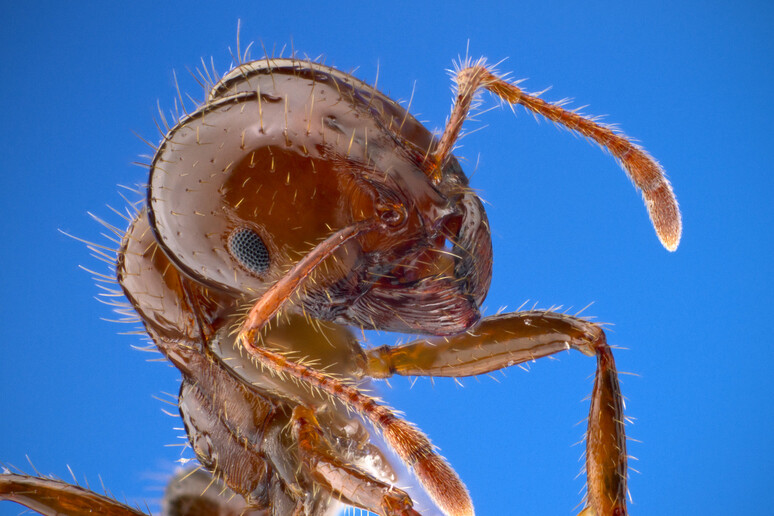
1,50 -> 680,516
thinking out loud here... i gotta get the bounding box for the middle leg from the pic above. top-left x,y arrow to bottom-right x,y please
365,310 -> 602,378
364,311 -> 628,516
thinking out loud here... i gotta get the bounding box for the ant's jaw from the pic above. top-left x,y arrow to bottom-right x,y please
343,271 -> 482,336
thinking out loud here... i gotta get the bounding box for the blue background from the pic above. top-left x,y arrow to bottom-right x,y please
2,2 -> 772,515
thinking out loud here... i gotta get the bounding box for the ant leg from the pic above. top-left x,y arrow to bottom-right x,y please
291,406 -> 421,516
0,473 -> 147,516
431,61 -> 681,251
365,311 -> 627,516
365,311 -> 606,377
234,339 -> 472,516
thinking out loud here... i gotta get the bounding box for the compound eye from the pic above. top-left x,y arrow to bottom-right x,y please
228,228 -> 270,274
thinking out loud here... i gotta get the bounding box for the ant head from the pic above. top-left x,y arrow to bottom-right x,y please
148,59 -> 491,335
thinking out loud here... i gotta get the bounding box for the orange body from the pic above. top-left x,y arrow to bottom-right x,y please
1,54 -> 681,516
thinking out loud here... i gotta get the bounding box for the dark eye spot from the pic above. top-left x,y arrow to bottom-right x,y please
228,228 -> 270,274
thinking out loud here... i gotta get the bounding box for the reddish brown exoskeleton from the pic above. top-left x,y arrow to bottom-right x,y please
1,52 -> 680,516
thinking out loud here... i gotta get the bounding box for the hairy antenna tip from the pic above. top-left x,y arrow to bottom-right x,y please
644,182 -> 682,252
662,231 -> 681,252
655,212 -> 681,252
414,455 -> 474,516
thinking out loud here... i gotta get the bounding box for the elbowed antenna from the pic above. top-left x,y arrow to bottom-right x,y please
431,59 -> 682,251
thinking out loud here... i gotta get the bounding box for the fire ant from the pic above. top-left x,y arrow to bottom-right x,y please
0,50 -> 680,516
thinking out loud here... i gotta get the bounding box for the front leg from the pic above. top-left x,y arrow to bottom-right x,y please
365,311 -> 628,516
